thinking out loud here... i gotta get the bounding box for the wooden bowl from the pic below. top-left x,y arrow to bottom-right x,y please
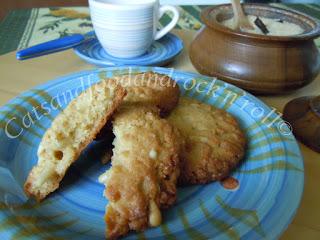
189,4 -> 320,94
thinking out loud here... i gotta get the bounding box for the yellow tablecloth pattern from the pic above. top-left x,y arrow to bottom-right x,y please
0,29 -> 319,239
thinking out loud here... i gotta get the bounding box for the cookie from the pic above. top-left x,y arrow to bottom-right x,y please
107,71 -> 180,115
24,80 -> 126,201
99,106 -> 182,239
167,97 -> 246,184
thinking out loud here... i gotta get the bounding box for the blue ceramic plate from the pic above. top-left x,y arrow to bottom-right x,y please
0,67 -> 304,240
73,32 -> 183,67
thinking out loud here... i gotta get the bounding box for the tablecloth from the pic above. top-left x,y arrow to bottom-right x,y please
0,3 -> 320,55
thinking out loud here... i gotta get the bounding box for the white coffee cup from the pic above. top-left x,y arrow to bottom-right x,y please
89,0 -> 180,58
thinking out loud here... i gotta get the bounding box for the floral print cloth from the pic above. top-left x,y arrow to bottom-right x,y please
0,4 -> 319,55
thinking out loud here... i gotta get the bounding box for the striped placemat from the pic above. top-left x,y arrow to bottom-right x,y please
0,4 -> 319,55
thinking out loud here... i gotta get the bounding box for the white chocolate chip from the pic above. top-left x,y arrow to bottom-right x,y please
149,149 -> 157,159
98,171 -> 111,184
149,200 -> 162,227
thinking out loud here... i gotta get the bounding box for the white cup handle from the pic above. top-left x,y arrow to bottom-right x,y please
155,5 -> 179,41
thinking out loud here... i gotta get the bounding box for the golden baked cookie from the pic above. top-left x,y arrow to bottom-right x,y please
95,71 -> 180,142
99,106 -> 182,239
167,97 -> 246,185
24,80 -> 126,201
105,71 -> 180,115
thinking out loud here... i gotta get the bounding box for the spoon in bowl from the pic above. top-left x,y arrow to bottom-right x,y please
230,0 -> 255,31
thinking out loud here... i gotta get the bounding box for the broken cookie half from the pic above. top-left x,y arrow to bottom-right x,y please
99,106 -> 183,239
24,79 -> 126,201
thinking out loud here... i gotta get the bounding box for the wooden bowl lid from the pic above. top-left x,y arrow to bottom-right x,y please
283,96 -> 320,153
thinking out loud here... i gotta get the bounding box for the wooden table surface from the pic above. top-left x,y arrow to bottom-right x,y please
0,29 -> 319,239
